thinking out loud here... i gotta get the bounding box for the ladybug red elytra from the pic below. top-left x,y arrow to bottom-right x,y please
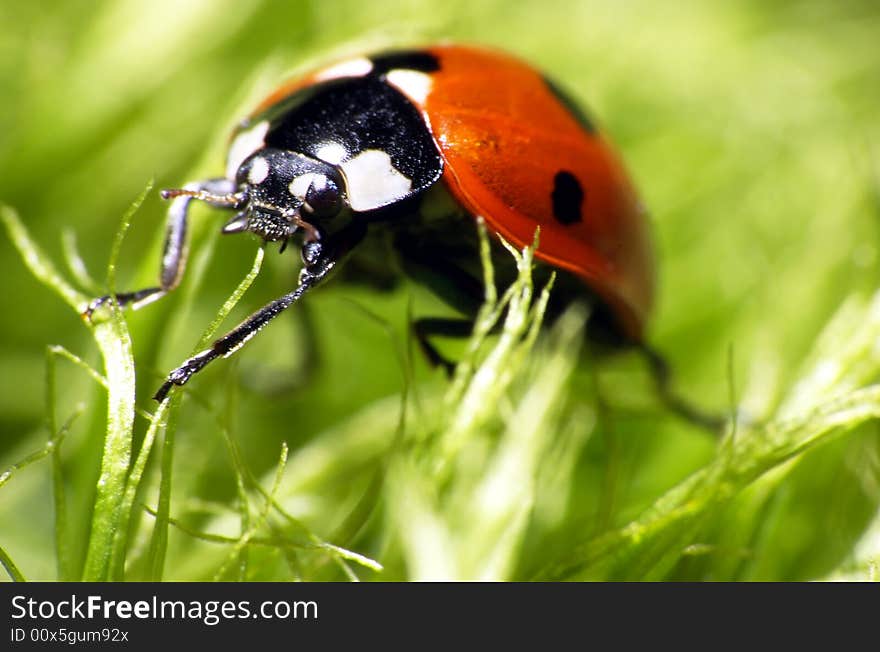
84,44 -> 718,428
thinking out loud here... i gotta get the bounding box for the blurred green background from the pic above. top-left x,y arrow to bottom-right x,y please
2,0 -> 880,581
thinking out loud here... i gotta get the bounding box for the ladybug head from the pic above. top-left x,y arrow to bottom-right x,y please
162,148 -> 348,242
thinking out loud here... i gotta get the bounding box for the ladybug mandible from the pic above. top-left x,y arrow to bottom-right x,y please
85,44 -> 712,426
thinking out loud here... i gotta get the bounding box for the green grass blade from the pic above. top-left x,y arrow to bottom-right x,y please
1,206 -> 87,310
110,399 -> 167,580
146,245 -> 265,580
2,194 -> 146,582
79,188 -> 153,581
540,385 -> 880,580
0,545 -> 26,582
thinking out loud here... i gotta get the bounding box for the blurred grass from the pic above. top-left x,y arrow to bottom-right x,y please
2,0 -> 880,581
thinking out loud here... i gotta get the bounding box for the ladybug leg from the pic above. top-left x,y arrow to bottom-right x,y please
153,271 -> 322,402
639,345 -> 728,433
392,237 -> 493,374
413,317 -> 476,375
83,178 -> 235,319
333,233 -> 401,291
153,220 -> 366,402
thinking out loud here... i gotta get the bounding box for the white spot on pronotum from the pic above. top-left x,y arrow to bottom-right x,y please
227,121 -> 269,179
315,142 -> 349,165
247,157 -> 270,184
314,57 -> 373,82
341,149 -> 412,212
289,173 -> 321,199
385,69 -> 433,105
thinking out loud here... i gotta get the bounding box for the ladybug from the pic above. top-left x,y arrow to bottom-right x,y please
85,44 -> 717,427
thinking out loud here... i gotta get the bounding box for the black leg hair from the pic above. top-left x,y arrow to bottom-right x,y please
83,178 -> 235,318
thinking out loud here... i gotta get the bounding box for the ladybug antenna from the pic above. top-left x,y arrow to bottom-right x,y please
160,187 -> 246,208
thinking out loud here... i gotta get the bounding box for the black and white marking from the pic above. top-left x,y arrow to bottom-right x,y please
370,50 -> 441,75
225,50 -> 446,215
385,69 -> 433,105
341,149 -> 414,212
226,120 -> 269,179
313,56 -> 373,81
260,76 -> 443,213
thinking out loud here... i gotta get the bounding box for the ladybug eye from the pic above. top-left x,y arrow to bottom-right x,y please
304,176 -> 343,218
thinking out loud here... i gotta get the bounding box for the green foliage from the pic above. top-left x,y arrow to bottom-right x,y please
2,0 -> 880,581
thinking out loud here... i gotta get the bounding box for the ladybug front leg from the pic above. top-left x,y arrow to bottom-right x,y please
153,267 -> 323,402
83,178 -> 235,318
153,220 -> 366,402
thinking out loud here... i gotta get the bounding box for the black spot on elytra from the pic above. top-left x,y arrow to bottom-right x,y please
552,171 -> 584,225
371,50 -> 441,75
542,75 -> 597,134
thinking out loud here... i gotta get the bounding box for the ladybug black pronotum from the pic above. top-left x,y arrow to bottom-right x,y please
85,44 -> 720,429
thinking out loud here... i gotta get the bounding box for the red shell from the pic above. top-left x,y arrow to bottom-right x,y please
415,45 -> 654,340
